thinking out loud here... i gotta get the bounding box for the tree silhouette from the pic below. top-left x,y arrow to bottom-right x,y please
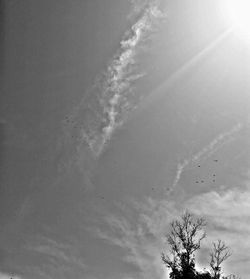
161,211 -> 237,279
210,240 -> 231,279
161,211 -> 206,279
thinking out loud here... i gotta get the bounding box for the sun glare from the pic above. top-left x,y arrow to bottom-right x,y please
222,0 -> 250,42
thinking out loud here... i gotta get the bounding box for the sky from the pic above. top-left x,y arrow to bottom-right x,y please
1,0 -> 250,278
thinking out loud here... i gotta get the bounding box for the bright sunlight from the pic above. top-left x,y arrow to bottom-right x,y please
221,0 -> 250,42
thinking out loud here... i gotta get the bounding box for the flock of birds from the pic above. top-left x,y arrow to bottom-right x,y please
65,111 -> 222,200
93,158 -> 220,201
64,115 -> 83,140
195,159 -> 219,184
151,159 -> 220,194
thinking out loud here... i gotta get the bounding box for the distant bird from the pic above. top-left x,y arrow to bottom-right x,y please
213,174 -> 216,176
97,196 -> 105,200
214,159 -> 218,162
195,181 -> 199,183
201,180 -> 204,183
198,165 -> 201,167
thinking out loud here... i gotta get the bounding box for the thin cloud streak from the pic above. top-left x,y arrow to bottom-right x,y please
128,0 -> 153,19
90,197 -> 180,279
21,235 -> 86,279
171,160 -> 189,190
171,123 -> 243,190
190,123 -> 243,165
66,1 -> 165,157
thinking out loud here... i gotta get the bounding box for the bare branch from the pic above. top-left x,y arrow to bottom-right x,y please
210,239 -> 232,278
162,211 -> 206,276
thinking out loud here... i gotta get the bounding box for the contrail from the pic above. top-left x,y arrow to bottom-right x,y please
171,159 -> 189,189
66,1 -> 165,157
170,122 -> 242,190
190,122 -> 243,165
66,7 -> 232,158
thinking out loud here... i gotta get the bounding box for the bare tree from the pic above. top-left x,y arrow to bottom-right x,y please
210,240 -> 231,279
162,211 -> 206,278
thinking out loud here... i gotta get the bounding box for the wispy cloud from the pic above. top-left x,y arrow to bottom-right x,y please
90,197 -> 180,279
186,180 -> 250,277
0,272 -> 22,279
171,123 -> 243,190
65,1 -> 166,157
171,159 -> 189,189
22,235 -> 86,279
189,123 -> 242,165
92,175 -> 250,278
128,0 -> 153,19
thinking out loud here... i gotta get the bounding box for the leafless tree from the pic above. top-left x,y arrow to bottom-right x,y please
210,240 -> 232,279
162,211 -> 206,278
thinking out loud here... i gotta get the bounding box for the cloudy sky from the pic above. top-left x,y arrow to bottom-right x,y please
1,0 -> 250,278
